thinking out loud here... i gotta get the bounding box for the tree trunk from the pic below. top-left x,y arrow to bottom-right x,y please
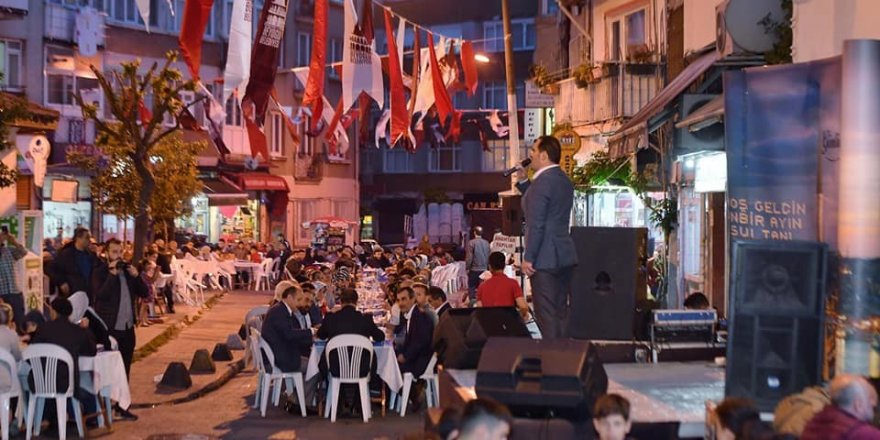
132,150 -> 155,263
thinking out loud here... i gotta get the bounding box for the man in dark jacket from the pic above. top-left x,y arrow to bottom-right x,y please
317,288 -> 385,377
92,238 -> 147,420
260,285 -> 314,374
801,374 -> 880,440
51,227 -> 98,300
395,286 -> 434,376
427,286 -> 451,319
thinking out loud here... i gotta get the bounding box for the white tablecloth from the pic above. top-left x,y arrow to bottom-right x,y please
305,341 -> 403,392
79,351 -> 131,409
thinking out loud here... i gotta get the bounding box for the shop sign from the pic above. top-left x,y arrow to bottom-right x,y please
525,81 -> 555,108
466,201 -> 500,210
554,128 -> 581,177
490,233 -> 518,255
523,109 -> 543,147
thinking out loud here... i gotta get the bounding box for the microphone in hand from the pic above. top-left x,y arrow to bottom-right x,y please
502,158 -> 532,178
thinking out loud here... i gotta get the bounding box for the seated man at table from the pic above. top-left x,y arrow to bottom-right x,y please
476,252 -> 530,320
261,285 -> 318,408
396,286 -> 435,377
412,283 -> 438,326
297,283 -> 324,329
30,297 -> 98,427
428,286 -> 452,319
317,288 -> 385,375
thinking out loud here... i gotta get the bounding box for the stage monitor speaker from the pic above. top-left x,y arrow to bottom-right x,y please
725,240 -> 827,412
569,227 -> 648,340
501,195 -> 523,236
476,337 -> 608,421
434,308 -> 530,369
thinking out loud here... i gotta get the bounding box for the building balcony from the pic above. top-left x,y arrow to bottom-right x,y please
294,153 -> 324,182
0,0 -> 27,19
45,3 -> 106,45
554,61 -> 662,126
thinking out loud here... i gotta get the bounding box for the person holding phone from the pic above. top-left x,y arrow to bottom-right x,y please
0,225 -> 27,332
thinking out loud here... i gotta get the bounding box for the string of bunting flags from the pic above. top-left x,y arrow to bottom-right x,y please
169,0 -> 516,163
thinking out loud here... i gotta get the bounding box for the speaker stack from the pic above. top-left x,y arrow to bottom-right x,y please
725,240 -> 827,411
433,307 -> 530,370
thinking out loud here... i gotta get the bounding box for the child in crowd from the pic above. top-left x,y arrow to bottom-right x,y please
593,393 -> 633,440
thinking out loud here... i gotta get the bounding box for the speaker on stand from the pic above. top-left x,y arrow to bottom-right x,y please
725,240 -> 827,411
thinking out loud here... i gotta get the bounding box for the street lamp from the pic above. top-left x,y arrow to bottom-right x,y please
474,53 -> 491,64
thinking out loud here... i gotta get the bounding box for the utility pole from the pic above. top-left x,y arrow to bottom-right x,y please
501,0 -> 521,190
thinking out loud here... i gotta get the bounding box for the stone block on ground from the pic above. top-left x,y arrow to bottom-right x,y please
211,343 -> 234,361
189,349 -> 216,374
226,334 -> 245,350
158,362 -> 192,390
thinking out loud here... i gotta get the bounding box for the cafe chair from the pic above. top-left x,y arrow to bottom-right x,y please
247,330 -> 263,409
255,337 -> 306,417
254,258 -> 275,291
22,344 -> 84,440
391,353 -> 439,416
0,348 -> 23,440
243,306 -> 269,370
324,335 -> 374,423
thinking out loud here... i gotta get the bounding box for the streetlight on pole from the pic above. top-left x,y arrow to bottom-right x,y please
501,0 -> 521,190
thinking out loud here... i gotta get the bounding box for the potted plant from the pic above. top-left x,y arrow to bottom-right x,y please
626,45 -> 657,75
529,64 -> 559,94
572,63 -> 599,89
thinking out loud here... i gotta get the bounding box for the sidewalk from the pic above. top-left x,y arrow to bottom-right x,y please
128,290 -> 271,406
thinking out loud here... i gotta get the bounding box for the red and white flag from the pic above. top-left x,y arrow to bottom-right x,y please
245,118 -> 269,161
178,0 -> 215,81
382,9 -> 410,147
428,33 -> 454,127
460,40 -> 479,97
243,0 -> 289,126
342,0 -> 384,112
303,0 -> 328,132
222,0 -> 253,105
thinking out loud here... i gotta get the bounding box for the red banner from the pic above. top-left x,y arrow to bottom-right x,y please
461,40 -> 479,97
243,0 -> 289,126
178,0 -> 215,81
427,33 -> 454,127
383,9 -> 409,147
303,0 -> 327,132
245,118 -> 269,161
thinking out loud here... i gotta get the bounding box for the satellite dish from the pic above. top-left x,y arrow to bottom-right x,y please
723,0 -> 784,53
244,156 -> 259,170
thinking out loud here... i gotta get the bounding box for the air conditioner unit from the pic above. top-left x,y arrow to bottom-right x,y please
674,94 -> 724,155
716,0 -> 784,58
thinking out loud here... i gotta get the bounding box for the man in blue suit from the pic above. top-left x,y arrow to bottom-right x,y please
261,285 -> 314,374
516,136 -> 579,339
395,286 -> 434,376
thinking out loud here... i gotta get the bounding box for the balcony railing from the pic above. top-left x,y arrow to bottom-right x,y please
0,0 -> 27,18
555,61 -> 662,125
45,3 -> 106,45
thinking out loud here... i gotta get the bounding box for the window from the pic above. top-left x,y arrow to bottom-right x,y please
482,140 -> 529,172
225,96 -> 242,126
482,82 -> 524,110
328,38 -> 343,79
297,116 -> 315,156
110,0 -> 139,24
383,148 -> 414,173
483,19 -> 535,52
47,73 -> 98,106
607,7 -> 648,60
332,200 -> 350,219
429,143 -> 461,172
297,32 -> 311,67
168,0 -> 214,36
269,112 -> 283,157
0,40 -> 22,91
296,200 -> 317,241
543,0 -> 559,15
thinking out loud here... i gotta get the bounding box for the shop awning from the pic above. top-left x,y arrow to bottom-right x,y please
202,177 -> 248,206
235,173 -> 290,192
675,94 -> 724,130
607,50 -> 719,158
182,130 -> 222,167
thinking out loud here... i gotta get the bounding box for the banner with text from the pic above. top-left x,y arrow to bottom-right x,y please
724,58 -> 840,245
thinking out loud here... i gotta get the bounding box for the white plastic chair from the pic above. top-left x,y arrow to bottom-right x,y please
323,335 -> 374,423
270,258 -> 282,285
243,306 -> 269,370
391,353 -> 439,416
255,337 -> 306,418
0,348 -> 23,440
254,259 -> 274,291
22,344 -> 84,440
247,330 -> 264,410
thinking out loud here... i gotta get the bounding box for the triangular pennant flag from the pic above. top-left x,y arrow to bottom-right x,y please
245,117 -> 269,161
303,0 -> 328,132
342,0 -> 384,112
136,0 -> 151,33
325,99 -> 345,157
222,0 -> 253,105
383,8 -> 410,147
243,0 -> 289,125
178,106 -> 201,131
445,110 -> 462,143
427,33 -> 454,127
375,108 -> 390,148
461,40 -> 479,97
178,0 -> 215,81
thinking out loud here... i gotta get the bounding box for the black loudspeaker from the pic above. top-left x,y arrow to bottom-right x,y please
433,308 -> 530,369
501,195 -> 523,236
476,337 -> 608,421
569,227 -> 648,340
726,240 -> 827,412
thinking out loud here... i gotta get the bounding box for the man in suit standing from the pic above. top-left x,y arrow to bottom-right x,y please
516,136 -> 578,339
261,285 -> 315,404
395,286 -> 434,376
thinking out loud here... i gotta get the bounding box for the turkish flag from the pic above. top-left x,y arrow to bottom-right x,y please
461,41 -> 479,97
427,33 -> 454,127
383,9 -> 410,147
245,118 -> 269,161
178,0 -> 215,81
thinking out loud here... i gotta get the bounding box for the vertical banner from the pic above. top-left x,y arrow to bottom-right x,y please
837,40 -> 880,377
724,58 -> 840,244
383,8 -> 409,147
178,0 -> 216,81
342,0 -> 384,112
243,0 -> 289,126
222,0 -> 254,105
302,0 -> 327,131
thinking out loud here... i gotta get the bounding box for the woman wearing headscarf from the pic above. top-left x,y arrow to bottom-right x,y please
69,290 -> 111,348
